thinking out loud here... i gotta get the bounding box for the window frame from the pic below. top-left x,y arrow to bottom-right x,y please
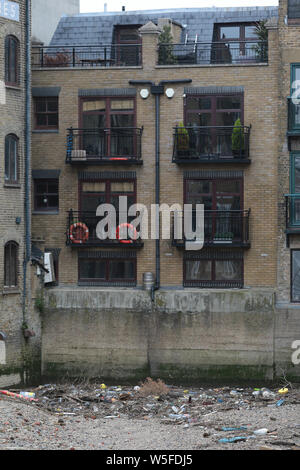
34,178 -> 59,212
4,134 -> 18,184
79,96 -> 136,129
215,23 -> 258,43
184,176 -> 244,210
5,35 -> 20,87
79,177 -> 137,212
184,93 -> 244,127
4,241 -> 18,288
78,252 -> 137,286
34,96 -> 59,130
288,1 -> 300,21
184,251 -> 244,288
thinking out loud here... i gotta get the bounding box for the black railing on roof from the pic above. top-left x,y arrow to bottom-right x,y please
158,40 -> 268,66
32,44 -> 142,68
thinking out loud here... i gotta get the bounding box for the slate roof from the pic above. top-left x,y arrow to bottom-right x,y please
50,6 -> 278,47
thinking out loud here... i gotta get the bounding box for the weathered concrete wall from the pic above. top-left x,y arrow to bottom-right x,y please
41,287 -> 293,383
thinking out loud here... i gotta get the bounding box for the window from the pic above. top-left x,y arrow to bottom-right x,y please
185,94 -> 243,127
288,0 -> 300,20
78,252 -> 137,285
212,23 -> 262,63
184,250 -> 243,288
4,242 -> 18,288
34,97 -> 59,129
5,35 -> 19,86
291,250 -> 300,301
184,176 -> 244,242
78,178 -> 136,242
5,134 -> 18,183
34,179 -> 59,212
289,64 -> 300,131
80,97 -> 136,157
114,25 -> 142,66
184,95 -> 243,157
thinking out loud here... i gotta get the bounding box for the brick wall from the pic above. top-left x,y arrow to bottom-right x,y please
0,1 -> 41,387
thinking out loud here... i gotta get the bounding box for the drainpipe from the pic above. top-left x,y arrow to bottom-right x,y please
23,0 -> 31,324
129,79 -> 192,301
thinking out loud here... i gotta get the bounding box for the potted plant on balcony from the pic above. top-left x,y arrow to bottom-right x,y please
253,20 -> 268,63
176,122 -> 190,157
231,118 -> 245,158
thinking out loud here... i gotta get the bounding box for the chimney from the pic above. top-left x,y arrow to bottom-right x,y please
104,3 -> 107,12
122,6 -> 125,12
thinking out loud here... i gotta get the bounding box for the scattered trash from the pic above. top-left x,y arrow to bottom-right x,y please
254,428 -> 269,436
20,392 -> 36,399
219,437 -> 248,443
278,388 -> 289,395
222,426 -> 248,432
276,399 -> 285,407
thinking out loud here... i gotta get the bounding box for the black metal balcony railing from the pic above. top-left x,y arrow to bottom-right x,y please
32,44 -> 142,68
288,98 -> 300,134
66,211 -> 144,247
173,126 -> 251,162
158,41 -> 268,66
172,210 -> 251,248
66,128 -> 143,164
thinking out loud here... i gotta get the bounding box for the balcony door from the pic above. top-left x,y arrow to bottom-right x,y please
185,94 -> 243,157
184,177 -> 243,241
81,97 -> 136,158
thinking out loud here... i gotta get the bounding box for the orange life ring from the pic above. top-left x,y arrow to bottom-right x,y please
69,222 -> 89,244
116,223 -> 138,244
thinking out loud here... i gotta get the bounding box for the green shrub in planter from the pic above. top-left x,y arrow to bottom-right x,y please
231,118 -> 244,156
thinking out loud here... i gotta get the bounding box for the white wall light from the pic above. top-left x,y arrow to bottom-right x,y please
140,89 -> 150,99
165,88 -> 175,99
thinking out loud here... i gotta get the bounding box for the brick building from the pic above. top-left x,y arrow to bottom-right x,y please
31,4 -> 300,382
0,0 -> 41,388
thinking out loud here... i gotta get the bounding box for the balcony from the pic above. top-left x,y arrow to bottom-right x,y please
32,44 -> 142,68
66,211 -> 144,248
66,128 -> 143,165
173,126 -> 251,164
288,98 -> 300,136
172,210 -> 251,248
158,41 -> 268,66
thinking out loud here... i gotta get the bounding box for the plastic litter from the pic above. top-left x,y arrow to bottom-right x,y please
254,428 -> 268,435
276,399 -> 285,407
20,392 -> 36,399
278,388 -> 288,395
222,426 -> 248,432
219,436 -> 248,443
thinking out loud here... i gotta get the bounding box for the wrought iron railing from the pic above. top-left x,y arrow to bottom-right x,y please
66,128 -> 143,163
158,40 -> 268,66
32,44 -> 142,68
171,209 -> 251,247
66,210 -> 143,247
173,126 -> 250,161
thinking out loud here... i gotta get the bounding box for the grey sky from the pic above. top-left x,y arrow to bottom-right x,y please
80,0 -> 278,14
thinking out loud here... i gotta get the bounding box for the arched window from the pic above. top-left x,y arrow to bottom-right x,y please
4,242 -> 18,288
5,35 -> 19,86
5,134 -> 18,183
